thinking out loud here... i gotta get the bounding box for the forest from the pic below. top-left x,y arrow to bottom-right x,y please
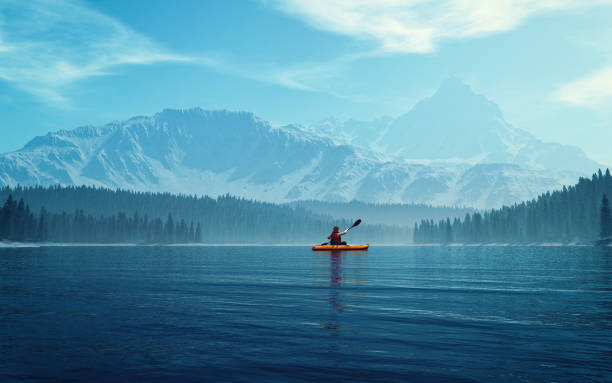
414,169 -> 612,244
288,200 -> 475,226
0,185 -> 411,244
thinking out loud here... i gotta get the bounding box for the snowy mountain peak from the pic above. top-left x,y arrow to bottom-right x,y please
426,77 -> 503,120
0,97 -> 601,209
434,77 -> 478,100
311,78 -> 598,178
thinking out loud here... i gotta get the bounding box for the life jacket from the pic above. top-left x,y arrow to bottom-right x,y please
329,231 -> 342,243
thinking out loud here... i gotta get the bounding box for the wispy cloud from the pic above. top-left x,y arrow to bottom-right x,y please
189,51 -> 343,93
0,0 -> 189,106
262,51 -> 376,93
269,0 -> 612,53
191,53 -> 319,92
555,67 -> 612,109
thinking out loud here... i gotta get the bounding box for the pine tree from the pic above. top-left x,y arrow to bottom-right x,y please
14,198 -> 26,242
601,194 -> 612,239
37,207 -> 48,242
445,218 -> 452,243
195,222 -> 202,243
0,195 -> 10,239
1,195 -> 16,239
164,213 -> 174,242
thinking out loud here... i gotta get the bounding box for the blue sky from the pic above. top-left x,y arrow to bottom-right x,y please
1,0 -> 611,166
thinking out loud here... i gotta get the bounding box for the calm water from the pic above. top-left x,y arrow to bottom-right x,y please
1,246 -> 610,382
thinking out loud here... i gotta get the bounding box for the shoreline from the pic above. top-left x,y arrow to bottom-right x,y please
0,241 -> 608,248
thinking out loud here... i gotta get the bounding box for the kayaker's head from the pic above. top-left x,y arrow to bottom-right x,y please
333,226 -> 339,233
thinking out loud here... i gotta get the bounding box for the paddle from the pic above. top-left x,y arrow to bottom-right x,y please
345,218 -> 362,232
320,219 -> 362,245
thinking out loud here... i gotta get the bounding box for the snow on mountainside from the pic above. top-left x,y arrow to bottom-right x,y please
1,77 -> 600,209
312,78 -> 599,182
0,107 -> 563,209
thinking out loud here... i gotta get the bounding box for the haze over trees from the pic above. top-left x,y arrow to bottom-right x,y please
289,200 -> 475,227
414,169 -> 612,244
0,185 -> 411,244
4,170 -> 611,245
601,194 -> 612,239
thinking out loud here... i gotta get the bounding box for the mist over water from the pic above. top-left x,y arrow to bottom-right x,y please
1,246 -> 610,382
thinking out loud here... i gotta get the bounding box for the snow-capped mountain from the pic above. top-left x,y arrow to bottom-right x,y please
0,80 -> 599,208
0,108 -> 559,208
312,78 -> 598,180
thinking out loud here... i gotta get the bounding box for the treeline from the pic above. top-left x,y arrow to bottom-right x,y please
0,186 -> 472,229
0,185 -> 297,223
289,200 -> 475,227
0,185 -> 412,243
0,195 -> 202,243
414,169 -> 612,244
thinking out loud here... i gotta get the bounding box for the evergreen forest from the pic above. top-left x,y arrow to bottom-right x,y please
289,200 -> 475,226
414,169 -> 612,244
0,185 -> 411,244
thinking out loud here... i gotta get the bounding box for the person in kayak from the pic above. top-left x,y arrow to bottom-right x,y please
328,226 -> 348,245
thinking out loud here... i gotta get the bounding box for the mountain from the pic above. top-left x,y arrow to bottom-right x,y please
0,79 -> 600,209
0,107 -> 562,208
312,78 -> 599,180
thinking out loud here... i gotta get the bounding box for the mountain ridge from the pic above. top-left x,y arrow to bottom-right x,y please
311,78 -> 598,176
0,80 -> 599,209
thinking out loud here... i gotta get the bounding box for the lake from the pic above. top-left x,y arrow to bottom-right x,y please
1,245 -> 610,382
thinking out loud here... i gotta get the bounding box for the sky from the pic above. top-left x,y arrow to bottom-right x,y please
1,0 -> 611,166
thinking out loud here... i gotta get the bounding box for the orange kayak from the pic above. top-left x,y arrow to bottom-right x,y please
312,244 -> 369,251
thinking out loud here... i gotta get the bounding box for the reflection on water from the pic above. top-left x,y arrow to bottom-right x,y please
314,251 -> 368,337
329,252 -> 343,313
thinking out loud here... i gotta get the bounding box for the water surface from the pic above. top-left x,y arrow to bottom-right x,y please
1,246 -> 610,382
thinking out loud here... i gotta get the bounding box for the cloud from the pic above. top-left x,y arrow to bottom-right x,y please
269,0 -> 612,53
555,67 -> 612,109
0,0 -> 334,105
262,52 -> 366,91
0,0 -> 189,106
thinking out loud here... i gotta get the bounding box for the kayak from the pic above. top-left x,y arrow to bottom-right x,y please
312,244 -> 369,251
